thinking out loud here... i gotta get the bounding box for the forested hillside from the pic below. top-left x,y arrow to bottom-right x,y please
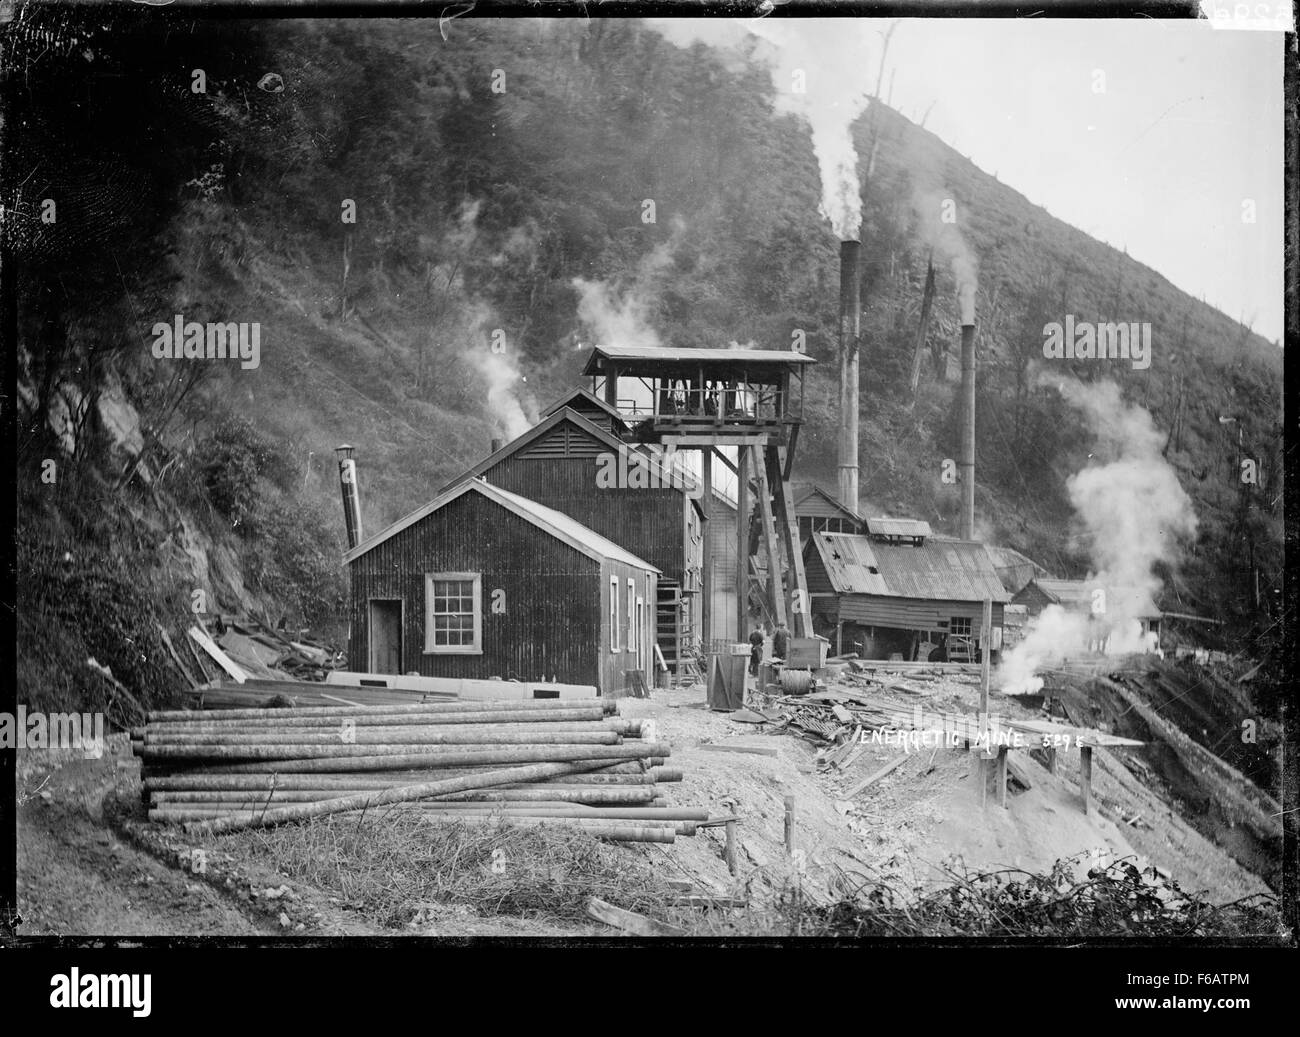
5,9 -> 1283,714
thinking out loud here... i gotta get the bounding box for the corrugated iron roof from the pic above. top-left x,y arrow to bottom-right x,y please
1032,578 -> 1160,617
813,533 -> 1009,603
866,516 -> 932,539
344,479 -> 660,573
539,387 -> 627,424
581,344 -> 815,374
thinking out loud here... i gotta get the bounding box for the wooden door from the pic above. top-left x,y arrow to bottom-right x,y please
368,599 -> 402,675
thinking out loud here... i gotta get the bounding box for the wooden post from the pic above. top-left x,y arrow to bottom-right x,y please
979,597 -> 992,714
771,446 -> 813,638
783,795 -> 795,856
996,746 -> 1008,808
700,447 -> 712,650
1080,744 -> 1093,815
723,797 -> 737,876
736,448 -> 750,642
753,447 -> 786,628
1044,746 -> 1057,774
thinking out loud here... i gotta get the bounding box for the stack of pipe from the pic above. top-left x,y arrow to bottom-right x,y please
131,699 -> 695,843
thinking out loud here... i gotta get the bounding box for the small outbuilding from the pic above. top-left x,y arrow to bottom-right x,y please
343,478 -> 659,695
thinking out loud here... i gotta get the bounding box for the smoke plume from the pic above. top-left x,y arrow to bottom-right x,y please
910,186 -> 978,322
647,19 -> 874,239
997,378 -> 1198,693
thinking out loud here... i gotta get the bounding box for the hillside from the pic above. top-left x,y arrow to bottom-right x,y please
5,8 -> 1284,723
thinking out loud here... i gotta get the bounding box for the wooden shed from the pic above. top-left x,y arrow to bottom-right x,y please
793,483 -> 864,543
343,479 -> 658,696
1012,578 -> 1162,651
804,530 -> 1009,662
440,403 -> 733,676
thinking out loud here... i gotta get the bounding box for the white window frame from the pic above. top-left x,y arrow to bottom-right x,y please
610,576 -> 620,652
425,572 -> 482,655
627,577 -> 636,655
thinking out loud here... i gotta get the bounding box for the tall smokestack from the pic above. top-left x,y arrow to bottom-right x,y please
335,444 -> 363,550
958,281 -> 976,540
838,240 -> 861,510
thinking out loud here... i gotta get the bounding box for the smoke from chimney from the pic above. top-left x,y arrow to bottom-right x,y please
335,444 -> 363,550
958,322 -> 976,540
838,240 -> 861,510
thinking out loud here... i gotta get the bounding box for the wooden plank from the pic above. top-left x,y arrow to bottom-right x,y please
845,754 -> 906,797
699,743 -> 779,758
771,445 -> 812,638
157,625 -> 200,691
996,746 -> 1008,808
188,626 -> 248,684
1006,753 -> 1034,790
979,597 -> 992,713
752,446 -> 787,627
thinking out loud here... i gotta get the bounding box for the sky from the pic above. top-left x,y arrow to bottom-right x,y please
649,18 -> 1285,346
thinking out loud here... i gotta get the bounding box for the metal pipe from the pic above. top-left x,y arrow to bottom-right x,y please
147,699 -> 615,723
141,722 -> 634,738
143,730 -> 622,747
153,787 -> 660,805
167,742 -> 668,774
959,322 -> 976,540
139,740 -> 664,762
179,759 -> 621,834
335,444 -> 363,550
838,240 -> 861,510
143,761 -> 652,792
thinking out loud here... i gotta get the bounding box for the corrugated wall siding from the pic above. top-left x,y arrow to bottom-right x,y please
833,596 -> 1006,631
348,492 -> 603,686
706,497 -> 739,643
484,451 -> 686,582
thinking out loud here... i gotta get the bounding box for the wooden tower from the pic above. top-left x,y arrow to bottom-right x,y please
581,345 -> 817,658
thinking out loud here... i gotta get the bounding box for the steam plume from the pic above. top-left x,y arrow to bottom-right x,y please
997,379 -> 1198,693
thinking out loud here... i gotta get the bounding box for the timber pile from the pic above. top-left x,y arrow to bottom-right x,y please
131,699 -> 696,844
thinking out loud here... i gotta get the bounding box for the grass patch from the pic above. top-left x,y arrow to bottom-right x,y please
217,809 -> 681,930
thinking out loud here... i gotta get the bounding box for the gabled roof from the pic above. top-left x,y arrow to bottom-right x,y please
438,406 -> 690,496
581,344 -> 815,376
985,546 -> 1051,595
344,478 -> 660,573
866,516 -> 932,539
1026,578 -> 1160,618
792,484 -> 863,524
540,387 -> 628,429
810,533 -> 1010,603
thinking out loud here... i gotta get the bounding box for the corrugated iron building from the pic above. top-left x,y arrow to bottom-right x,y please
804,530 -> 1009,660
344,480 -> 658,695
439,403 -> 719,674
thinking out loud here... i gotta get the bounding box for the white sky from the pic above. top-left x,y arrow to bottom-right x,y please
651,18 -> 1285,345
